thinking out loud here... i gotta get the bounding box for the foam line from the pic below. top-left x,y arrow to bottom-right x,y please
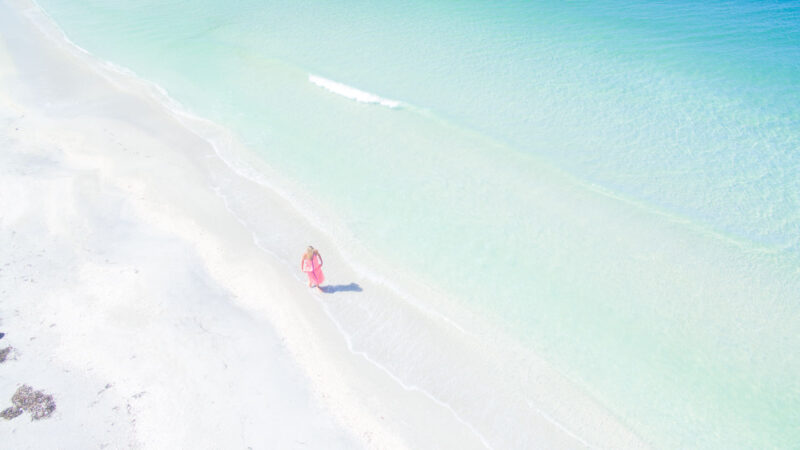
309,74 -> 401,108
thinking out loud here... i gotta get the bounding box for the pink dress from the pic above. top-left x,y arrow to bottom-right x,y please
303,253 -> 324,286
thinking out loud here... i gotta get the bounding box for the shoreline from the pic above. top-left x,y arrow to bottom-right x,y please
0,2 -> 493,448
0,0 -> 649,448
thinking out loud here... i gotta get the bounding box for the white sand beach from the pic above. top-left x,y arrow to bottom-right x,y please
0,1 -> 651,448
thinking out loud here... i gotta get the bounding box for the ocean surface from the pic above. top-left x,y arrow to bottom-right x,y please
29,0 -> 800,447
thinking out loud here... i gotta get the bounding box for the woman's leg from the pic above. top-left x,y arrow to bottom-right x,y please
307,272 -> 315,287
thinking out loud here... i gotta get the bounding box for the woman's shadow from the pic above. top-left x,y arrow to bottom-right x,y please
320,283 -> 362,294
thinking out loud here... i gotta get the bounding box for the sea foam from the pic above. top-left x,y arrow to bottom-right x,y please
309,74 -> 401,108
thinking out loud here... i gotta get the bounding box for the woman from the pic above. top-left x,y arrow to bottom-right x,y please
301,246 -> 324,291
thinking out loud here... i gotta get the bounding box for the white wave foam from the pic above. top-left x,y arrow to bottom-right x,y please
308,74 -> 401,108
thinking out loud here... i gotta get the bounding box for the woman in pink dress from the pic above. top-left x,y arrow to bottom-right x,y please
301,246 -> 324,291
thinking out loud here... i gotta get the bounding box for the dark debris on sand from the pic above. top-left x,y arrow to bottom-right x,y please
0,346 -> 13,363
0,405 -> 23,420
1,385 -> 56,421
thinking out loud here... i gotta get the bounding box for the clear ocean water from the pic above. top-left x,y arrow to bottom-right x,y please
31,0 -> 800,447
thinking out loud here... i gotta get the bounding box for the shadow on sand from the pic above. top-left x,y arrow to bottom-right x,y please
321,283 -> 363,294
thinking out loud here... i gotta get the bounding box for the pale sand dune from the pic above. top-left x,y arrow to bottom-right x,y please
0,1 -> 497,448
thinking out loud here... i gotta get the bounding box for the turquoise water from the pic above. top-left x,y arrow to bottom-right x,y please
32,0 -> 800,447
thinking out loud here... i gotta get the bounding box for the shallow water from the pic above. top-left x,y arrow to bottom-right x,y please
31,0 -> 800,447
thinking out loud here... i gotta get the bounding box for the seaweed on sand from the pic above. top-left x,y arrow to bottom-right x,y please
1,385 -> 56,421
